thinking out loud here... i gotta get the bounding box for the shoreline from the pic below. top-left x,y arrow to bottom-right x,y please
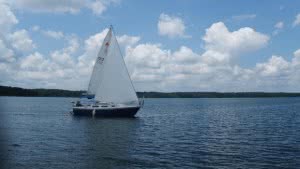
1,85 -> 300,98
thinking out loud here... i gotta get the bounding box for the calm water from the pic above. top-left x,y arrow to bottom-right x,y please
0,97 -> 300,169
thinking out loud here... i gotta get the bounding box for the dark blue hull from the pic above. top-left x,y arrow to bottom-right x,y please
72,107 -> 140,117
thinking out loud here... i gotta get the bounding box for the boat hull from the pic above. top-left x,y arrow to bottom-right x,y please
72,106 -> 140,117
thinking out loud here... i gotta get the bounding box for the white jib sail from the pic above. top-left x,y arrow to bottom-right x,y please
94,28 -> 139,105
87,29 -> 112,95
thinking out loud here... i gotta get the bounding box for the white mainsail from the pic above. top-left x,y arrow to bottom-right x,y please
87,28 -> 112,95
91,27 -> 139,105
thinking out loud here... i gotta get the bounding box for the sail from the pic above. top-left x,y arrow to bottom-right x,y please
94,28 -> 139,105
87,29 -> 112,95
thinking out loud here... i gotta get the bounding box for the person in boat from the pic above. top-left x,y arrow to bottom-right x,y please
75,101 -> 82,107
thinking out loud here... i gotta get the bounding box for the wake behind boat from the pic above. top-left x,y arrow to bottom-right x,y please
72,26 -> 143,117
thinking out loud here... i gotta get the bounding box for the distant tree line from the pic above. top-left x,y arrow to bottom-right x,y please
136,92 -> 300,98
1,85 -> 300,98
0,86 -> 83,97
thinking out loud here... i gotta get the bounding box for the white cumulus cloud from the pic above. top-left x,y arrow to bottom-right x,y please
203,22 -> 269,59
10,0 -> 86,14
9,0 -> 119,15
125,43 -> 170,72
273,21 -> 284,35
0,39 -> 15,62
0,2 -> 18,33
0,3 -> 299,93
88,0 -> 106,15
87,0 -> 120,15
20,52 -> 50,71
293,13 -> 300,27
117,35 -> 140,49
50,37 -> 78,67
255,55 -> 290,76
158,13 -> 189,38
8,29 -> 36,52
275,21 -> 284,29
171,46 -> 199,64
42,30 -> 64,39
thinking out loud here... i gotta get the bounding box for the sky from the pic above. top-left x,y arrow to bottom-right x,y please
0,0 -> 300,92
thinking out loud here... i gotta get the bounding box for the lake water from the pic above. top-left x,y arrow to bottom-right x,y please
0,97 -> 299,168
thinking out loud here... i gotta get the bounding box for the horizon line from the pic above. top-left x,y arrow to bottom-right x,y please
1,85 -> 300,94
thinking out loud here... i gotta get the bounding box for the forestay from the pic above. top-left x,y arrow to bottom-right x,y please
94,28 -> 139,105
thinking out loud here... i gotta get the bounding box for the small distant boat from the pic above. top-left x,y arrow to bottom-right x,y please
72,26 -> 143,117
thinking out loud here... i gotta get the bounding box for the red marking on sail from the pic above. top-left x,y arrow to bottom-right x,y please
105,42 -> 110,46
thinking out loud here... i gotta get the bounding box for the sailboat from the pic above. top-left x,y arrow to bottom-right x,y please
72,26 -> 143,117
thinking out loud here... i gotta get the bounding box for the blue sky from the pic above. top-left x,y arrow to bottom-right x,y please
1,0 -> 300,92
14,0 -> 300,65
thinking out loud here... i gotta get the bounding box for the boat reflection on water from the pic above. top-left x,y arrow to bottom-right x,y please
71,116 -> 144,168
